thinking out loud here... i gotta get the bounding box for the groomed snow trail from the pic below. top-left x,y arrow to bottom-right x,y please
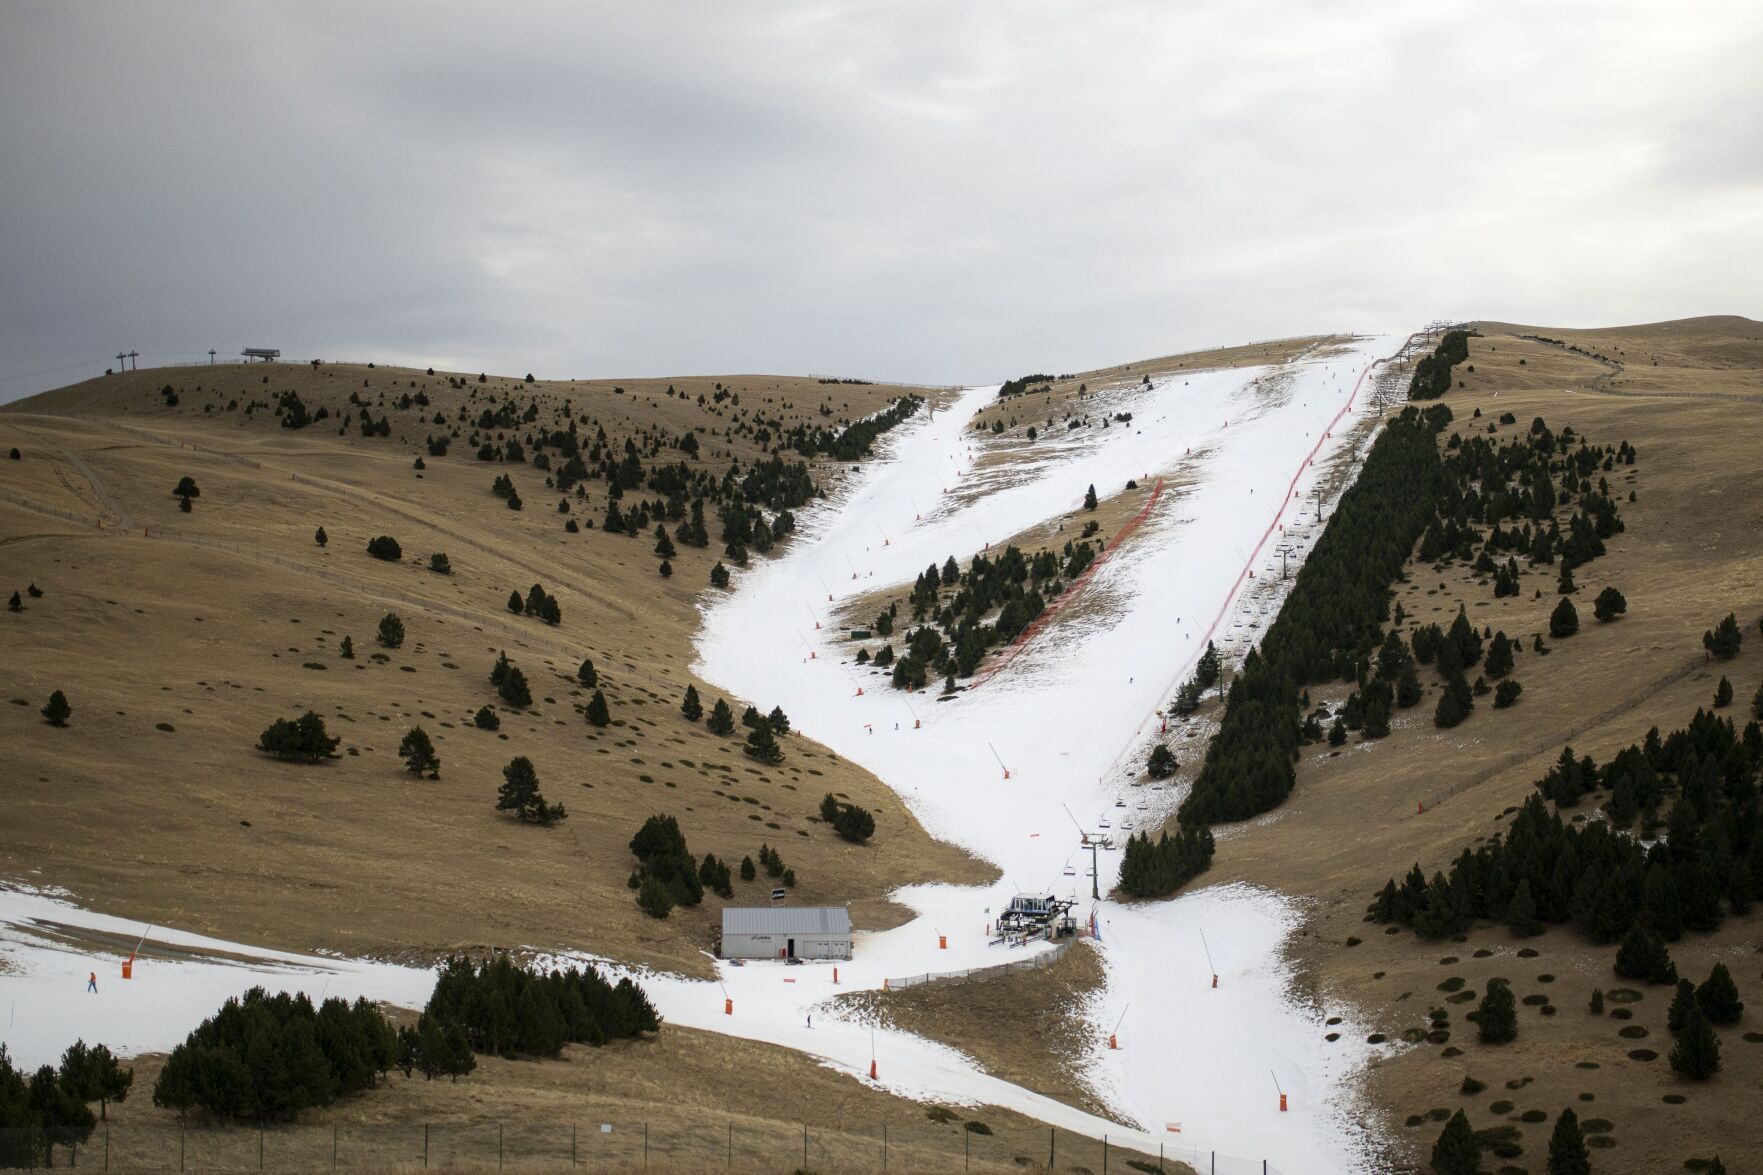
685,335 -> 1410,1173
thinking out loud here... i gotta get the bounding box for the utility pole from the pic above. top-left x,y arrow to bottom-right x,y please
128,350 -> 139,370
115,352 -> 126,372
208,349 -> 216,365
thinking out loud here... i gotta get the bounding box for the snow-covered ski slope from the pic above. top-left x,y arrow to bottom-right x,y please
686,333 -> 1412,1173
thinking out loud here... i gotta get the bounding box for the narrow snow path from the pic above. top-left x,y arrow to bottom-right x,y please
683,336 -> 1410,1172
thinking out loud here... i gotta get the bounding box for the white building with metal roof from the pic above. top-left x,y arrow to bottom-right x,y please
719,906 -> 852,960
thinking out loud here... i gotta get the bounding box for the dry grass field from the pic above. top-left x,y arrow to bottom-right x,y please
0,363 -> 989,978
836,941 -> 1110,1119
1188,316 -> 1763,1171
89,1024 -> 1176,1174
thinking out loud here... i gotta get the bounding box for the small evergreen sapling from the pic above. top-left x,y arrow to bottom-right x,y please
577,658 -> 597,687
744,721 -> 783,763
1434,672 -> 1473,728
377,612 -> 405,648
429,552 -> 451,575
314,526 -> 328,547
399,726 -> 440,777
507,590 -> 524,614
585,689 -> 610,727
7,590 -> 20,613
1083,483 -> 1098,511
1714,676 -> 1733,708
740,855 -> 756,881
1593,586 -> 1626,621
339,635 -> 354,659
171,476 -> 200,500
706,698 -> 736,736
1493,679 -> 1522,709
767,706 -> 791,735
367,535 -> 402,561
473,705 -> 500,731
499,666 -> 532,708
709,561 -> 730,588
1668,978 -> 1699,1033
41,689 -> 71,727
1549,597 -> 1579,638
681,685 -> 703,721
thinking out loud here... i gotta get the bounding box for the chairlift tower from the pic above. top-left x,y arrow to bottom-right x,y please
1063,804 -> 1108,901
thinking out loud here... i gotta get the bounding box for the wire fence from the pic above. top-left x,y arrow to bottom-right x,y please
884,937 -> 1074,991
0,1119 -> 1291,1174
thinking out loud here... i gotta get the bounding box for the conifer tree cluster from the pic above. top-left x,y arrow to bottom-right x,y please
1182,405 -> 1454,829
1371,706 -> 1763,942
887,540 -> 1098,689
819,794 -> 876,842
152,988 -> 397,1120
786,395 -> 922,461
1117,824 -> 1215,898
629,815 -> 704,916
0,1039 -> 133,1167
1406,329 -> 1473,400
504,582 -> 561,625
489,651 -> 532,708
422,955 -> 658,1060
1704,612 -> 1743,660
257,711 -> 341,761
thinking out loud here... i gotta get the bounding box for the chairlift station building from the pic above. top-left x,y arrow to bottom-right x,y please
720,906 -> 852,960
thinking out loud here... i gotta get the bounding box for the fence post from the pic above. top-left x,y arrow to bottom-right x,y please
1103,1133 -> 1108,1174
1049,1127 -> 1055,1168
423,1123 -> 429,1168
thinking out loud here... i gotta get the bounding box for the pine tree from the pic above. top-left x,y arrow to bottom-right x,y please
740,855 -> 756,881
745,721 -> 783,763
1083,484 -> 1098,510
499,665 -> 532,708
585,689 -> 610,727
1752,679 -> 1763,721
1614,924 -> 1677,985
1714,676 -> 1733,708
767,706 -> 791,735
681,685 -> 703,722
1147,744 -> 1177,778
710,561 -> 730,588
1429,1108 -> 1479,1175
577,658 -> 597,687
1589,988 -> 1604,1015
1434,672 -> 1473,728
1668,978 -> 1698,1033
60,1040 -> 133,1121
367,535 -> 402,561
496,757 -> 565,825
1696,962 -> 1744,1024
7,590 -> 19,612
429,552 -> 451,575
314,526 -> 328,547
1549,597 -> 1579,638
377,612 -> 405,648
1546,1107 -> 1590,1175
339,635 -> 354,659
1556,564 -> 1576,594
1477,979 -> 1517,1043
1593,585 -> 1626,621
653,524 -> 676,558
1669,1003 -> 1721,1079
658,559 -> 672,578
399,727 -> 440,777
706,698 -> 735,736
41,689 -> 70,727
172,476 -> 200,500
1484,631 -> 1514,678
490,650 -> 510,686
507,590 -> 523,614
1493,679 -> 1523,709
473,705 -> 500,731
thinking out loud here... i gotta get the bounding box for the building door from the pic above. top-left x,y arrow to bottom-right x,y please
787,938 -> 796,959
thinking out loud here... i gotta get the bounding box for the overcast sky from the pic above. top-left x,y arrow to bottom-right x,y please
2,1 -> 1759,401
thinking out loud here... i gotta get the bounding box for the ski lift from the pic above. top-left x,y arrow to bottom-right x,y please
1063,866 -> 1077,876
